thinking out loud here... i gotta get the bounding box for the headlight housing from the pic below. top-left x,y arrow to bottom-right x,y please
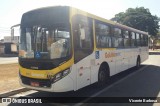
49,68 -> 70,83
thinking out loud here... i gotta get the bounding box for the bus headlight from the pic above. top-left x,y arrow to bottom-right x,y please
55,73 -> 62,81
62,69 -> 70,76
52,68 -> 70,83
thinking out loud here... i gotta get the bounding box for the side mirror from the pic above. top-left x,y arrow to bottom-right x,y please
11,24 -> 20,42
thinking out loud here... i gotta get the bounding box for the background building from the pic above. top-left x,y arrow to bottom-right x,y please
4,36 -> 19,54
0,36 -> 19,54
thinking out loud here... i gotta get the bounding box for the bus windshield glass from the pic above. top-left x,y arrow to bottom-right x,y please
19,25 -> 71,59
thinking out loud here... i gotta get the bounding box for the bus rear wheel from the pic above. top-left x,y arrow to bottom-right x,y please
136,57 -> 141,69
98,65 -> 109,86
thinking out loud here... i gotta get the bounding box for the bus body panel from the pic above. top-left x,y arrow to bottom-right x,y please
140,47 -> 149,63
75,54 -> 92,90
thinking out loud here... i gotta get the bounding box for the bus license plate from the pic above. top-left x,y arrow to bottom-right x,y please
30,81 -> 39,87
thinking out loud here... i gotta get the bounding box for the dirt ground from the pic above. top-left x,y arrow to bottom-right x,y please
0,63 -> 22,93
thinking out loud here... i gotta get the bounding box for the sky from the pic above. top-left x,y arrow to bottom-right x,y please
0,0 -> 160,39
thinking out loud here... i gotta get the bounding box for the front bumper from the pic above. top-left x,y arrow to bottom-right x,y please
19,74 -> 74,92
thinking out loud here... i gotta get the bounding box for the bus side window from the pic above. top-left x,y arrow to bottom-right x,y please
78,23 -> 92,48
113,28 -> 123,48
95,21 -> 112,48
136,33 -> 140,47
123,30 -> 130,48
72,15 -> 93,63
131,32 -> 136,47
141,34 -> 147,46
144,35 -> 148,46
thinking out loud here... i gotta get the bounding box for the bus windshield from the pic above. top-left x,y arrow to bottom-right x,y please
19,25 -> 71,59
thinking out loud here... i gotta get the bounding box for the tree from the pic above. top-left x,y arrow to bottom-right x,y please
155,31 -> 160,45
111,7 -> 160,36
149,31 -> 160,50
157,31 -> 160,37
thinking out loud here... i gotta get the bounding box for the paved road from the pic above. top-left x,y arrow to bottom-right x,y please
2,51 -> 160,106
0,57 -> 18,64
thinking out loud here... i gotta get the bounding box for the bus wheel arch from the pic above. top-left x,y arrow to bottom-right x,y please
98,62 -> 110,85
136,55 -> 141,69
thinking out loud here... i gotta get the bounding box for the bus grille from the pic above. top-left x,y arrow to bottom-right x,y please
19,60 -> 56,70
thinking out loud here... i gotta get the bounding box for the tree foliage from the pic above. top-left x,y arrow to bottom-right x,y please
111,7 -> 160,36
157,31 -> 160,37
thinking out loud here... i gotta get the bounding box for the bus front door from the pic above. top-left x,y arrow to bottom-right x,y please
76,58 -> 91,90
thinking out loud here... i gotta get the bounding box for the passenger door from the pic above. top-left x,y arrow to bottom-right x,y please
72,14 -> 93,90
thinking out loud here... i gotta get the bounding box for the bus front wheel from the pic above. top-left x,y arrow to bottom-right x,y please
98,65 -> 109,86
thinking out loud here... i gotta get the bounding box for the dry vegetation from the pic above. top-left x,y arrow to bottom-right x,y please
0,64 -> 22,93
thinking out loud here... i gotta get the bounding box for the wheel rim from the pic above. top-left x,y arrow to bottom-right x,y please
99,70 -> 106,82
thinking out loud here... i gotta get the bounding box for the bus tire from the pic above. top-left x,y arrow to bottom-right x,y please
136,56 -> 141,69
98,64 -> 110,86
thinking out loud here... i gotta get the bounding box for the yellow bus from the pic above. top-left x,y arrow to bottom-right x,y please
19,6 -> 149,92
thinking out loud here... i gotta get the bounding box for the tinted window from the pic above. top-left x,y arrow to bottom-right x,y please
136,33 -> 141,46
95,22 -> 111,48
144,35 -> 148,46
131,32 -> 136,47
72,15 -> 93,63
113,28 -> 123,48
123,30 -> 130,47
